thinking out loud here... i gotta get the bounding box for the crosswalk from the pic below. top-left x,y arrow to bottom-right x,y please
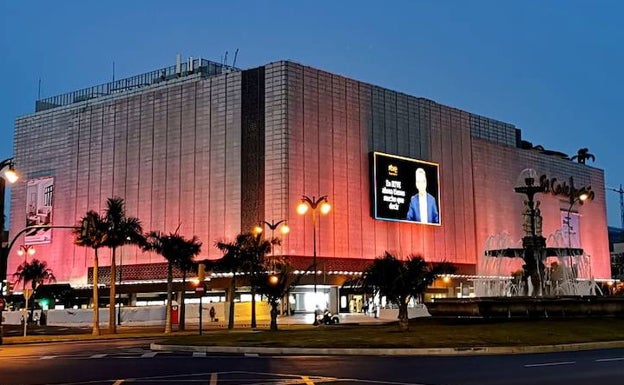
34,351 -> 215,360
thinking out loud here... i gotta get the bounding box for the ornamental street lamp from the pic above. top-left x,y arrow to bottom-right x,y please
253,219 -> 290,270
17,245 -> 36,261
0,158 -> 18,290
0,158 -> 18,346
296,195 -> 331,309
253,219 -> 290,239
565,189 -> 589,274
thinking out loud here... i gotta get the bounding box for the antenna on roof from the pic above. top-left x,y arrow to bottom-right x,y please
38,78 -> 41,100
223,51 -> 228,66
112,61 -> 115,83
232,48 -> 239,68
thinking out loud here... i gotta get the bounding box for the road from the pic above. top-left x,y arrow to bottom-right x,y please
1,339 -> 623,385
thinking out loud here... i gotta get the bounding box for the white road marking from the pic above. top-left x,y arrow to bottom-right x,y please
525,361 -> 576,368
40,355 -> 57,360
141,352 -> 158,358
596,357 -> 624,362
244,353 -> 259,357
112,380 -> 125,385
192,352 -> 206,357
210,372 -> 217,385
90,354 -> 107,359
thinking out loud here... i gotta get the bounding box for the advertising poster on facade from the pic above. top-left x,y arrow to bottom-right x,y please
561,211 -> 581,248
371,152 -> 441,225
25,177 -> 54,244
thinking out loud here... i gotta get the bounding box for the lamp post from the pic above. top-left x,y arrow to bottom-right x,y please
296,195 -> 330,320
0,224 -> 77,345
0,158 -> 18,291
565,189 -> 589,275
0,158 -> 18,346
254,219 -> 290,317
253,220 -> 290,270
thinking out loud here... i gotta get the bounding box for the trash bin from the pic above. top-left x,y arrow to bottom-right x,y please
171,305 -> 179,325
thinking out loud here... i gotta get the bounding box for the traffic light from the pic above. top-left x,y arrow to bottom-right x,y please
38,298 -> 50,310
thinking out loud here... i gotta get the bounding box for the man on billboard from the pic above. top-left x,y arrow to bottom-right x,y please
406,168 -> 439,224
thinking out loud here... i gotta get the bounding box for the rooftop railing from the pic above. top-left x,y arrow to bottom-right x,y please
35,58 -> 238,112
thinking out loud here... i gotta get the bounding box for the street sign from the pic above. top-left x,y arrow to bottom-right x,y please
195,285 -> 205,297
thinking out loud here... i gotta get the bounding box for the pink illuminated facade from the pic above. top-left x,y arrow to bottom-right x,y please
8,59 -> 610,296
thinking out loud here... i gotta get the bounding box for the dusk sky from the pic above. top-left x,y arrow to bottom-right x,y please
1,0 -> 623,227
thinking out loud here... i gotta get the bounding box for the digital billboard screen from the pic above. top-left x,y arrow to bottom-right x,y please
371,152 -> 441,225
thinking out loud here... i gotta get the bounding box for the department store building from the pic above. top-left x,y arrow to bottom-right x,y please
8,58 -> 610,312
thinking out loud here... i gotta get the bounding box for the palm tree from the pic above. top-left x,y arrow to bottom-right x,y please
13,258 -> 56,323
73,210 -> 108,336
243,233 -> 277,328
213,233 -> 252,329
362,252 -> 455,331
253,256 -> 294,331
175,254 -> 196,331
571,148 -> 596,164
143,231 -> 202,334
102,197 -> 144,334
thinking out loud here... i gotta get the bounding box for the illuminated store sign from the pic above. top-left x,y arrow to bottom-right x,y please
539,175 -> 594,202
371,152 -> 441,225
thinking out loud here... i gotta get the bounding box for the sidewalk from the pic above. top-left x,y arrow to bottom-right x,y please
0,312 -> 387,345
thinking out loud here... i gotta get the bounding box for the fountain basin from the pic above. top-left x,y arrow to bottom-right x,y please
426,296 -> 624,318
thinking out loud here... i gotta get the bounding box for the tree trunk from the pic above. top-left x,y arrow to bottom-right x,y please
270,299 -> 279,331
29,281 -> 36,323
251,286 -> 257,328
179,271 -> 186,331
108,248 -> 117,334
92,251 -> 100,336
228,275 -> 236,330
164,262 -> 173,334
398,302 -> 410,332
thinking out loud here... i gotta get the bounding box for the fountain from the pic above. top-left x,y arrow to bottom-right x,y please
427,169 -> 623,318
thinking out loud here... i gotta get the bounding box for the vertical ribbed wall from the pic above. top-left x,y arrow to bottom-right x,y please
277,61 -> 478,265
241,67 -> 265,231
11,73 -> 242,284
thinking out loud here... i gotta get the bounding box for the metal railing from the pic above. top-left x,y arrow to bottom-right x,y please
35,58 -> 238,112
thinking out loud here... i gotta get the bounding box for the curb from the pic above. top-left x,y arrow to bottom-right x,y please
150,340 -> 624,356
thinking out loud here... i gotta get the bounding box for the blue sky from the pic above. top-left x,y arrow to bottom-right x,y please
1,0 -> 623,227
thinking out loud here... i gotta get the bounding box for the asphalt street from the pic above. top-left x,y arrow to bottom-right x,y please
1,339 -> 624,385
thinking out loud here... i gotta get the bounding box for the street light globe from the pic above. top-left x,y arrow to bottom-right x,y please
579,192 -> 589,202
320,201 -> 331,215
253,225 -> 263,235
269,274 -> 279,286
17,245 -> 35,257
4,168 -> 18,184
297,202 -> 309,215
280,224 -> 290,235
